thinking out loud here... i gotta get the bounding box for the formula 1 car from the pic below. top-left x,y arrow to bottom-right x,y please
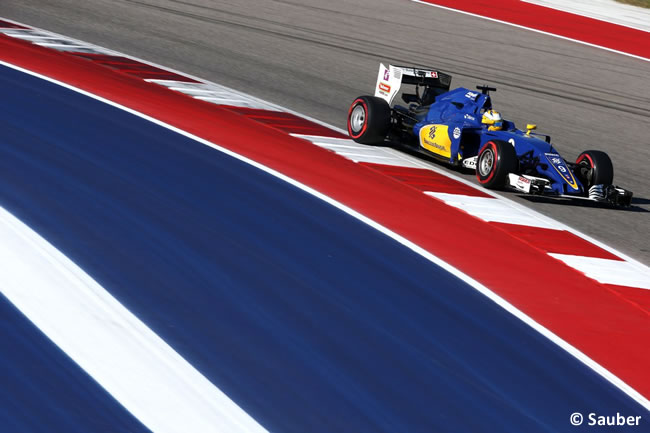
346,64 -> 633,206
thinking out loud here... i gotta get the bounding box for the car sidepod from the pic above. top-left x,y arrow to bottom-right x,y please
416,123 -> 466,164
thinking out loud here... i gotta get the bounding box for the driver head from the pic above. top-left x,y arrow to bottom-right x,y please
482,109 -> 503,131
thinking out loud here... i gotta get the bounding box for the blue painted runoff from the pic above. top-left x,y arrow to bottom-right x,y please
0,294 -> 151,433
0,64 -> 648,432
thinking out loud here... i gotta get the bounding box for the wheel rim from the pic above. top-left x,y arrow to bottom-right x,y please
578,159 -> 594,185
349,104 -> 366,134
478,148 -> 494,177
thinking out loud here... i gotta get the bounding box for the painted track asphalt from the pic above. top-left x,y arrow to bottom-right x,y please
1,63 -> 649,431
1,0 -> 648,265
0,295 -> 151,433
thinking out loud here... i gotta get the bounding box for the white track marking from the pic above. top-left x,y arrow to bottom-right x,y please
549,254 -> 650,290
427,192 -> 559,229
0,207 -> 269,433
0,29 -> 111,53
147,79 -> 280,110
2,59 -> 648,411
293,134 -> 425,168
409,0 -> 650,62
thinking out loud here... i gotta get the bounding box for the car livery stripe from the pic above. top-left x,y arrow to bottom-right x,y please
2,18 -> 650,405
410,0 -> 650,61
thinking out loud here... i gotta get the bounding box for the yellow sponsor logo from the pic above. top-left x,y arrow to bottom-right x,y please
420,124 -> 451,158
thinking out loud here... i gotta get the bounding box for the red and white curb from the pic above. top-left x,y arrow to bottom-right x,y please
523,0 -> 650,33
410,0 -> 650,62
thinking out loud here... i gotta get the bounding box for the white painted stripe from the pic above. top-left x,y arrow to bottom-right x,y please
427,192 -> 560,229
3,60 -> 647,410
410,0 -> 650,62
5,34 -> 61,40
0,207 -> 268,433
36,43 -> 88,49
0,29 -> 114,55
336,152 -> 395,160
292,134 -> 425,168
147,79 -> 280,110
2,31 -> 88,48
314,143 -> 364,150
549,254 -> 650,290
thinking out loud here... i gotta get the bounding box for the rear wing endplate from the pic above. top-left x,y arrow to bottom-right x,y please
374,63 -> 452,104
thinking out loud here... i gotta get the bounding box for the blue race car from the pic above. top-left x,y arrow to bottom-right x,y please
346,64 -> 632,206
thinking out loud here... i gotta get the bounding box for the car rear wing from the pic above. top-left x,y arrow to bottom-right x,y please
374,63 -> 452,105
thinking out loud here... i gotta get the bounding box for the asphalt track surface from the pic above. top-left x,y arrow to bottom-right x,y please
1,0 -> 649,265
5,63 -> 650,432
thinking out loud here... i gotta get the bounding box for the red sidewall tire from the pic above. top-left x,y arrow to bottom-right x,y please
576,153 -> 594,167
347,98 -> 368,139
346,95 -> 391,145
476,140 -> 517,189
576,150 -> 613,187
477,141 -> 498,185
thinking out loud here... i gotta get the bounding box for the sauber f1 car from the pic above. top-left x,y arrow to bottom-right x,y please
347,64 -> 633,206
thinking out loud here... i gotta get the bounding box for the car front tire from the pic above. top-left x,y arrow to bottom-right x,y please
575,150 -> 614,187
476,140 -> 518,189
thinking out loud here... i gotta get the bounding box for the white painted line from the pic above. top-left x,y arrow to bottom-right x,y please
0,207 -> 269,433
290,135 -> 354,146
313,143 -> 365,150
335,152 -> 395,160
292,134 -> 425,169
3,60 -> 648,411
427,192 -> 560,229
168,88 -> 215,95
410,0 -> 650,62
147,79 -> 280,111
193,97 -> 270,108
36,43 -> 88,49
333,151 -> 393,158
5,34 -> 61,40
549,254 -> 650,290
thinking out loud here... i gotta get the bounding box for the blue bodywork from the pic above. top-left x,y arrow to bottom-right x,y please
407,87 -> 584,195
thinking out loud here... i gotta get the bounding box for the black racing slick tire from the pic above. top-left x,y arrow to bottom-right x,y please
347,96 -> 391,145
476,140 -> 518,189
575,150 -> 614,188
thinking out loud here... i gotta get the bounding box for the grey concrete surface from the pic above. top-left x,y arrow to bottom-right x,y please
2,0 -> 649,264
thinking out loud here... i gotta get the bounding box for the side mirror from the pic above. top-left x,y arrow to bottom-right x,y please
526,124 -> 537,136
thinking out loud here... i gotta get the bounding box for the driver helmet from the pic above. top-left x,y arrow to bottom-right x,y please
482,110 -> 503,131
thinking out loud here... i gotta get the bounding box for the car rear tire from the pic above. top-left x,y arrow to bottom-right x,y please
575,150 -> 613,187
347,96 -> 391,144
476,140 -> 518,189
